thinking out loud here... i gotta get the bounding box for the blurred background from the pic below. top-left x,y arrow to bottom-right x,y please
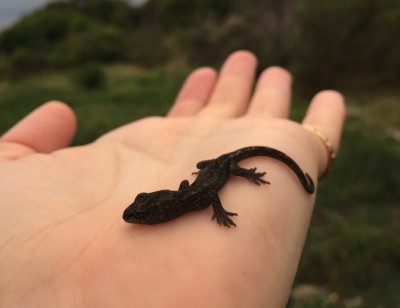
0,0 -> 399,306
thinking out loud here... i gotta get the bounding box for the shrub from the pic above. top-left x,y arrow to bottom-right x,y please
290,0 -> 400,90
48,26 -> 127,68
71,64 -> 106,89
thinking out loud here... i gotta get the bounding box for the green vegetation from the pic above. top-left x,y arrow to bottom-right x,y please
0,65 -> 189,144
0,0 -> 134,78
71,63 -> 107,89
1,0 -> 400,91
0,66 -> 398,306
294,94 -> 400,307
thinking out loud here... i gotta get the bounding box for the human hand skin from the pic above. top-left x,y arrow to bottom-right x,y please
0,51 -> 345,307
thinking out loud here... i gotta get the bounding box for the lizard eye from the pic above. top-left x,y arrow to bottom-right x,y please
133,208 -> 146,219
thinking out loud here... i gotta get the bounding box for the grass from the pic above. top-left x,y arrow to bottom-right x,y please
0,65 -> 191,144
1,66 -> 399,307
293,92 -> 400,307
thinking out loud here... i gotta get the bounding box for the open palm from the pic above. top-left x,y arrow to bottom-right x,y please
0,51 -> 345,307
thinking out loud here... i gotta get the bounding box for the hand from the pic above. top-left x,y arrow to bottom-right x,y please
0,51 -> 345,307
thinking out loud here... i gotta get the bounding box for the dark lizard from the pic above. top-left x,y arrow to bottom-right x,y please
123,146 -> 315,228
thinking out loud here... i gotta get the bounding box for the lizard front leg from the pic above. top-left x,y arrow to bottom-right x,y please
178,180 -> 190,191
210,191 -> 238,227
229,162 -> 270,186
192,159 -> 215,175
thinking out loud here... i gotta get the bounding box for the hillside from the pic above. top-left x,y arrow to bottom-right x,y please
1,0 -> 400,91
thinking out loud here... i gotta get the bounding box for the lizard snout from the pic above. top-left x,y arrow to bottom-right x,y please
122,206 -> 145,222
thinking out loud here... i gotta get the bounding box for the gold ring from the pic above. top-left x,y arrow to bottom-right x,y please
302,124 -> 336,178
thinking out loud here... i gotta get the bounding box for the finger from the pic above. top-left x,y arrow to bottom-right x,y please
247,66 -> 292,118
1,101 -> 77,156
302,90 -> 346,177
168,67 -> 217,117
200,50 -> 257,118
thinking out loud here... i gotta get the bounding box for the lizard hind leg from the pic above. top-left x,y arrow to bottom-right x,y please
210,192 -> 238,228
229,162 -> 270,186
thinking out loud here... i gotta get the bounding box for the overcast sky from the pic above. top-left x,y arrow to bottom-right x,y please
0,0 -> 48,29
0,0 -> 146,30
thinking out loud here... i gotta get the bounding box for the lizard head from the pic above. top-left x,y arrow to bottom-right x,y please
122,190 -> 177,224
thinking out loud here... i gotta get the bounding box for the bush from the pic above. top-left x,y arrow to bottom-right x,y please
0,55 -> 9,80
71,64 -> 106,89
48,26 -> 127,68
0,7 -> 84,54
290,0 -> 400,90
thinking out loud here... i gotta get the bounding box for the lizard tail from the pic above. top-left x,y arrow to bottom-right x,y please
232,146 -> 315,194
